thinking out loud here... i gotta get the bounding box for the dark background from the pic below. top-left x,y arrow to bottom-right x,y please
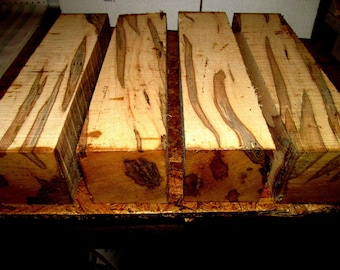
0,212 -> 340,269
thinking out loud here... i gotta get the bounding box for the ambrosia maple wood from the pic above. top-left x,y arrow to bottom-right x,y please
178,12 -> 275,202
0,14 -> 110,204
233,13 -> 340,203
78,13 -> 168,203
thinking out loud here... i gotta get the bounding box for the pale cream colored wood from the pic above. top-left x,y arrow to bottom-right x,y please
78,13 -> 168,203
234,13 -> 340,203
178,12 -> 275,202
0,14 -> 110,204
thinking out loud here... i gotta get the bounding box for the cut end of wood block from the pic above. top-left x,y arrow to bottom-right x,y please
0,151 -> 75,204
184,150 -> 272,202
78,151 -> 168,203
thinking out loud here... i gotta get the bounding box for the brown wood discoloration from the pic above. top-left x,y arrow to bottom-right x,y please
300,90 -> 326,151
184,173 -> 203,197
184,150 -> 265,202
26,176 -> 72,205
62,37 -> 86,111
301,49 -> 340,140
147,16 -> 167,127
0,68 -> 46,156
213,69 -> 262,149
116,16 -> 126,88
126,14 -> 140,35
265,36 -> 291,120
183,34 -> 221,148
124,158 -> 163,189
234,13 -> 340,203
210,150 -> 228,180
20,66 -> 67,168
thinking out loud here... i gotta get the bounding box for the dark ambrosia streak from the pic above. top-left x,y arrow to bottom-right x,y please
291,34 -> 340,140
62,36 -> 86,112
265,36 -> 291,119
0,68 -> 46,156
20,66 -> 68,168
126,15 -> 140,35
300,90 -> 326,151
116,16 -> 126,88
183,34 -> 221,147
147,16 -> 167,129
147,17 -> 163,59
213,69 -> 262,149
303,56 -> 340,141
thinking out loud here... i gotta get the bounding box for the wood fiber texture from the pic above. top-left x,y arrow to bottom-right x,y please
178,12 -> 275,202
0,14 -> 110,204
78,13 -> 168,203
233,13 -> 340,203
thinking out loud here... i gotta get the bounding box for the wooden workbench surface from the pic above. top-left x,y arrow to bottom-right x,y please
1,9 -> 340,218
0,178 -> 339,217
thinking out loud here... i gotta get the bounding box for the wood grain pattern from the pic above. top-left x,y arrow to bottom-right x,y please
178,12 -> 275,202
233,13 -> 340,203
1,31 -> 340,216
78,13 -> 168,203
0,14 -> 111,204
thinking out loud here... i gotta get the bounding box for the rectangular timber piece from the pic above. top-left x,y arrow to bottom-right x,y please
77,13 -> 168,203
178,12 -> 276,202
0,14 -> 111,204
233,13 -> 340,203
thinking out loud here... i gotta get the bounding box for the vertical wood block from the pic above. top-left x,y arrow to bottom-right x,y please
233,13 -> 340,203
0,14 -> 111,204
178,12 -> 276,202
78,13 -> 168,203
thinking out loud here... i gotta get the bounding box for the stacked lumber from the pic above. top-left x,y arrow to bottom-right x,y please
2,10 -> 339,206
77,13 -> 168,203
233,13 -> 340,203
178,12 -> 276,202
0,2 -> 47,79
0,14 -> 110,204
